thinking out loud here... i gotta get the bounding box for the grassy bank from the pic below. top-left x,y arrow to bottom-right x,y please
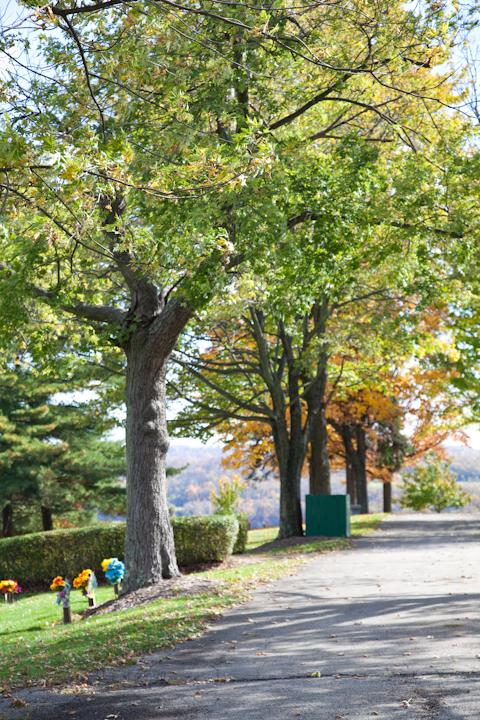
246,513 -> 387,550
0,559 -> 302,690
0,513 -> 386,690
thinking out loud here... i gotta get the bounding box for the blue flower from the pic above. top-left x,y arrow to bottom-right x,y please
105,558 -> 125,584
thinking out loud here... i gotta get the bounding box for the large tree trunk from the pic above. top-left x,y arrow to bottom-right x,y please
278,457 -> 304,538
41,505 -> 53,531
123,336 -> 180,592
121,299 -> 191,593
2,503 -> 13,537
309,405 -> 331,495
274,425 -> 304,539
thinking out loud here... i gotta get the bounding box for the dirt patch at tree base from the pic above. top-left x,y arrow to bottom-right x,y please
83,574 -> 222,617
249,534 -> 332,553
81,541 -> 329,618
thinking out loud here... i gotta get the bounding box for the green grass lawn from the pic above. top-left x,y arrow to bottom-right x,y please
0,559 -> 302,691
1,512 -> 386,691
246,513 -> 387,551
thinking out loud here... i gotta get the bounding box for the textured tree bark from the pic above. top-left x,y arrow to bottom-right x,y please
383,481 -> 392,513
122,300 -> 191,592
273,427 -> 303,539
277,439 -> 304,539
309,405 -> 331,495
41,505 -> 53,531
346,461 -> 357,505
2,503 -> 13,537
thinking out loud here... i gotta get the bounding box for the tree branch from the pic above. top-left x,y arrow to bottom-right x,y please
269,78 -> 348,131
64,302 -> 128,325
62,16 -> 106,137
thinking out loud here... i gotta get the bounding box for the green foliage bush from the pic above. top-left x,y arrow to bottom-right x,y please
233,515 -> 250,554
172,515 -> 239,564
0,515 -> 241,587
400,452 -> 470,513
210,476 -> 246,515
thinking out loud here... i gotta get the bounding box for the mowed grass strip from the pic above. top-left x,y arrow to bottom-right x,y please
246,513 -> 387,552
0,558 -> 302,690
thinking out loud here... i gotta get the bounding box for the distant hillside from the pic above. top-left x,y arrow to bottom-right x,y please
447,446 -> 480,483
166,444 -> 281,528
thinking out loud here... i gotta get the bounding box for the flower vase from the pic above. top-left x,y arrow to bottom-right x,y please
88,596 -> 96,608
7,593 -> 13,604
114,583 -> 119,597
63,607 -> 72,624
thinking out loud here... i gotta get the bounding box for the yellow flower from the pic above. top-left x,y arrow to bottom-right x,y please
101,558 -> 113,572
50,576 -> 65,591
73,569 -> 91,589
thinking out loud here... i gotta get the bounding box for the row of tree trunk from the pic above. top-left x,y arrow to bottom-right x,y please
309,407 -> 393,514
2,503 -> 53,537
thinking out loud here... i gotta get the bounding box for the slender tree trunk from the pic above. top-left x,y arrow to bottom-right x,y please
332,420 -> 369,514
274,423 -> 304,539
2,503 -> 13,537
354,426 -> 368,514
41,505 -> 53,531
346,460 -> 357,505
383,481 -> 392,513
309,405 -> 331,495
278,455 -> 304,538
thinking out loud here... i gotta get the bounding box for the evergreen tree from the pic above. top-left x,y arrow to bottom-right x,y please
0,366 -> 126,536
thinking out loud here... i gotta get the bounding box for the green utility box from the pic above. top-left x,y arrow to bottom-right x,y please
305,494 -> 351,538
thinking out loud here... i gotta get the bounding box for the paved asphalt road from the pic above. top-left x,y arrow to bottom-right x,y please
2,514 -> 479,719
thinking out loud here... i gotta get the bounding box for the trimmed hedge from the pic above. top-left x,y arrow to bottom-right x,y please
0,523 -> 125,589
233,515 -> 250,554
173,515 -> 239,565
0,515 -> 240,588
